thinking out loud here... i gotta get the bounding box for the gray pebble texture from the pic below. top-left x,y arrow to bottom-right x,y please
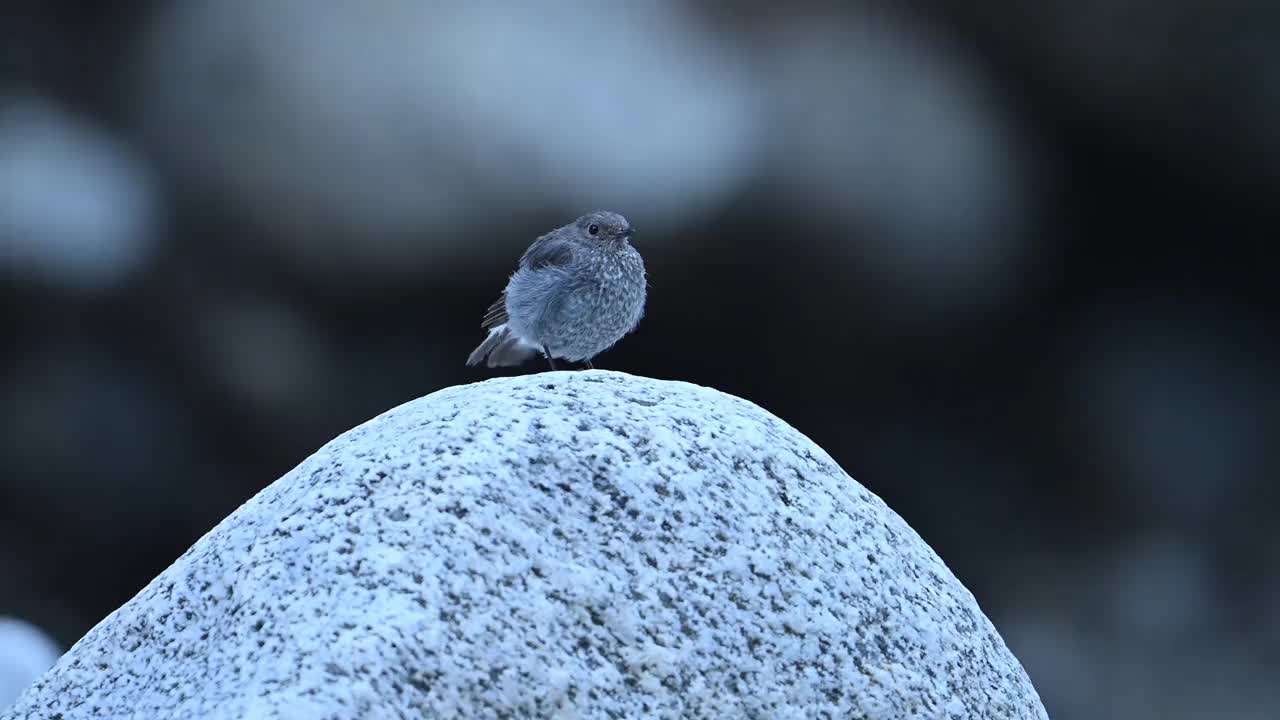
2,371 -> 1048,720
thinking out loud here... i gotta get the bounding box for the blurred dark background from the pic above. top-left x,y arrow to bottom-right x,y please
1,1 -> 1277,717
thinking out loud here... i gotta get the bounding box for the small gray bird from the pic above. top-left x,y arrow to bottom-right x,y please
466,211 -> 646,370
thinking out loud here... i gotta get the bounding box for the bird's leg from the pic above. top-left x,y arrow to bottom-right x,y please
543,345 -> 559,371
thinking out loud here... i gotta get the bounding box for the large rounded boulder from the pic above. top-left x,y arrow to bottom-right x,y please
2,371 -> 1048,719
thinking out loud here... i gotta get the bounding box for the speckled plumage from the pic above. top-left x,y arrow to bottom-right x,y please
467,211 -> 647,368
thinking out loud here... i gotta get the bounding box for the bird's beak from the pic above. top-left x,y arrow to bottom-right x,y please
620,228 -> 635,239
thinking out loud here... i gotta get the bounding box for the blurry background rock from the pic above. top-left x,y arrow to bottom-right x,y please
0,1 -> 1275,718
0,617 -> 61,709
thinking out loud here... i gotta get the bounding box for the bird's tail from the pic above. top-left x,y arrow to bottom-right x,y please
466,325 -> 539,368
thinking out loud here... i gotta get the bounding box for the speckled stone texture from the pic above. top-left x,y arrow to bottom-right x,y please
2,371 -> 1048,720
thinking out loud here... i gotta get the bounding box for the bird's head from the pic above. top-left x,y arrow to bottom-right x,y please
572,211 -> 635,246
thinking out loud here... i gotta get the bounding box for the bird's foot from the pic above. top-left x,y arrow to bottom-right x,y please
541,346 -> 596,372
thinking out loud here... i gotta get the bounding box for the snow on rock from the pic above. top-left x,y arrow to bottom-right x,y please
1,371 -> 1048,719
0,618 -> 61,710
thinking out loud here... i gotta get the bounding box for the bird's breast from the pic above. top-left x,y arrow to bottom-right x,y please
577,251 -> 645,318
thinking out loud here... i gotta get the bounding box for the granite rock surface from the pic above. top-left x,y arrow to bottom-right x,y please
1,371 -> 1048,719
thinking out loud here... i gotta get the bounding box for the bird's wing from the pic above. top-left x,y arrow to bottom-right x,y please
519,233 -> 575,270
481,293 -> 508,329
482,233 -> 573,329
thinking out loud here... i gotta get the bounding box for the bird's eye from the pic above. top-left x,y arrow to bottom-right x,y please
588,223 -> 600,236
